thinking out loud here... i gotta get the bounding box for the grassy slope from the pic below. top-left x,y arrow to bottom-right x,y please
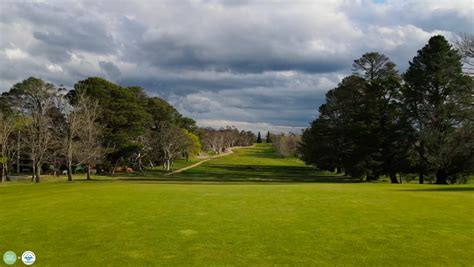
0,144 -> 473,266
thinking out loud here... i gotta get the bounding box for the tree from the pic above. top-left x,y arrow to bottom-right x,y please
256,132 -> 262,143
183,130 -> 201,161
200,127 -> 255,153
266,131 -> 272,143
403,35 -> 474,184
156,123 -> 188,171
352,52 -> 396,81
273,133 -> 300,158
454,33 -> 474,75
0,112 -> 25,182
7,77 -> 57,182
74,78 -> 152,172
73,92 -> 104,180
352,52 -> 411,183
55,88 -> 81,181
300,75 -> 369,178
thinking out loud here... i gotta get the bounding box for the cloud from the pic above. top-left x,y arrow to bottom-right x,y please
99,61 -> 122,79
4,48 -> 29,60
197,119 -> 305,134
0,0 -> 471,130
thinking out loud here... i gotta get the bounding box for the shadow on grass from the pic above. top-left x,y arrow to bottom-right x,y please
112,164 -> 361,184
398,187 -> 474,192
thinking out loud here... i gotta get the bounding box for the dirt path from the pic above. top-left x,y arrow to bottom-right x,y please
165,145 -> 251,175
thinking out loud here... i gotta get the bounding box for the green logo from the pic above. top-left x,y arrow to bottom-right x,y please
3,251 -> 17,265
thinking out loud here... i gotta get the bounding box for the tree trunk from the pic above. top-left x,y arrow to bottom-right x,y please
35,163 -> 41,183
166,160 -> 171,171
1,162 -> 5,183
66,160 -> 73,182
419,172 -> 424,184
31,158 -> 36,182
1,146 -> 6,183
17,131 -> 20,174
5,163 -> 10,181
86,164 -> 91,180
435,170 -> 448,184
137,154 -> 143,172
389,173 -> 399,184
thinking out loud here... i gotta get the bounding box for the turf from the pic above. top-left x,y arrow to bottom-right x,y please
0,144 -> 473,266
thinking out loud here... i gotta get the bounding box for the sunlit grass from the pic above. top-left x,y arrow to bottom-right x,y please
1,144 -> 473,266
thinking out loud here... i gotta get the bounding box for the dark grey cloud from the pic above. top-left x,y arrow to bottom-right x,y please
99,61 -> 122,79
0,0 -> 471,132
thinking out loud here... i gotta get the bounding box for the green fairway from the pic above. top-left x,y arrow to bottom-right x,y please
1,145 -> 473,266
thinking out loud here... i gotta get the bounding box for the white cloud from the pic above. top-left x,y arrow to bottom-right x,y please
4,48 -> 29,60
0,0 -> 471,130
197,119 -> 305,134
47,63 -> 63,73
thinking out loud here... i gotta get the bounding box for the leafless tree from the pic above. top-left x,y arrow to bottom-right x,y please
272,133 -> 301,158
0,113 -> 23,182
74,93 -> 104,180
455,33 -> 474,75
200,127 -> 255,153
16,79 -> 57,182
55,88 -> 81,181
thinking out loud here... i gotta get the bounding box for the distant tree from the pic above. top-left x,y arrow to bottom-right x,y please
156,123 -> 188,171
199,127 -> 255,153
266,131 -> 272,143
352,52 -> 396,81
222,126 -> 239,149
454,33 -> 474,75
403,35 -> 474,184
183,130 -> 201,161
256,132 -> 262,143
273,133 -> 300,158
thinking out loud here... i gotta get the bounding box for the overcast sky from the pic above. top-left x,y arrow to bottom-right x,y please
0,0 -> 472,133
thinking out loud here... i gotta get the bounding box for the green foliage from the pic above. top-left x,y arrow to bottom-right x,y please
266,131 -> 272,143
183,130 -> 201,157
403,35 -> 474,184
301,37 -> 473,183
73,77 -> 197,169
74,77 -> 152,145
256,131 -> 262,143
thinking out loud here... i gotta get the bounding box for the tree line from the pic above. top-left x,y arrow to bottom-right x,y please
0,77 -> 256,182
300,35 -> 473,184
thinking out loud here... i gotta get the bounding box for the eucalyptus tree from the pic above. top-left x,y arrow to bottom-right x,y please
0,112 -> 25,182
6,77 -> 57,182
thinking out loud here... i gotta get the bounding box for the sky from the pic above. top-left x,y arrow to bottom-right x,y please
0,0 -> 472,133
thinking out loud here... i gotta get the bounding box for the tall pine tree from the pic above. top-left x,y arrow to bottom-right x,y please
266,131 -> 272,143
403,35 -> 474,184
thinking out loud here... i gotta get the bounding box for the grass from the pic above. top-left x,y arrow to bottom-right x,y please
0,144 -> 473,266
